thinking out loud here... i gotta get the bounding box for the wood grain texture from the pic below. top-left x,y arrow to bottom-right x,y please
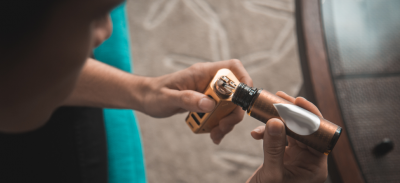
296,0 -> 365,182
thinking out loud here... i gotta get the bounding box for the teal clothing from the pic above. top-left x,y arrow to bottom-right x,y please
93,3 -> 147,183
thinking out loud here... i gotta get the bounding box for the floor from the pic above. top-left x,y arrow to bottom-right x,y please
127,0 -> 303,182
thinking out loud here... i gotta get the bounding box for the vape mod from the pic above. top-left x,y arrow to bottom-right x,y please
185,68 -> 342,154
185,69 -> 239,133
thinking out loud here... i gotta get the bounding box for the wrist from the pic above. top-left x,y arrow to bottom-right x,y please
128,75 -> 156,112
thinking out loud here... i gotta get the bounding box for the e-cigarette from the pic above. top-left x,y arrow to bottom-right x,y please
185,69 -> 342,154
185,69 -> 239,133
232,83 -> 341,154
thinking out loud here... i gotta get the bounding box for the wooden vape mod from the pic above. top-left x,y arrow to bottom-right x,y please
185,69 -> 239,133
185,69 -> 341,154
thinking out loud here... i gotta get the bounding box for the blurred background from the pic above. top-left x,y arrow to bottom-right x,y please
127,0 -> 301,182
126,0 -> 400,182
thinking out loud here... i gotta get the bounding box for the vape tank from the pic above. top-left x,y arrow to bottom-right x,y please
185,69 -> 342,154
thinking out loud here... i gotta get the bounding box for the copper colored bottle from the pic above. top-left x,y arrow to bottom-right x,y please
232,83 -> 342,154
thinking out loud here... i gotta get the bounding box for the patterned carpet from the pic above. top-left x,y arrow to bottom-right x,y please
127,0 -> 302,182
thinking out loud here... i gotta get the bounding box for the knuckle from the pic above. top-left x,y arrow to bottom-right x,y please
191,62 -> 209,70
229,59 -> 244,69
188,64 -> 198,73
230,59 -> 242,65
179,92 -> 192,106
189,62 -> 207,76
189,63 -> 202,73
265,144 -> 285,157
230,112 -> 244,122
191,62 -> 201,68
221,124 -> 234,133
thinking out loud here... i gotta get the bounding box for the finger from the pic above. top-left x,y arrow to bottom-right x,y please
295,139 -> 324,156
307,145 -> 323,156
165,89 -> 216,113
287,136 -> 297,146
276,91 -> 295,103
218,107 -> 244,133
210,126 -> 224,145
294,97 -> 325,155
176,108 -> 187,113
193,59 -> 253,87
262,118 -> 286,173
294,97 -> 323,117
209,107 -> 244,144
250,126 -> 265,140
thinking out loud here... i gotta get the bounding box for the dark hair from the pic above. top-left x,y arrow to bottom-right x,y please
0,1 -> 58,49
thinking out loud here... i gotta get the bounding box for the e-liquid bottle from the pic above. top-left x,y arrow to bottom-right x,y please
232,83 -> 342,154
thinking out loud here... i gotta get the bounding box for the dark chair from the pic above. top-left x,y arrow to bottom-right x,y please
295,0 -> 400,182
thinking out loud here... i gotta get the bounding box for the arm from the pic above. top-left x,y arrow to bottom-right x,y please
63,58 -> 147,110
64,58 -> 253,144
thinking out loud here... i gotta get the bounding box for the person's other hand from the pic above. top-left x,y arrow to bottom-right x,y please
139,59 -> 252,144
247,92 -> 328,183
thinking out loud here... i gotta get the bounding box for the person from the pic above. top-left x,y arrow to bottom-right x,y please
0,0 -> 328,183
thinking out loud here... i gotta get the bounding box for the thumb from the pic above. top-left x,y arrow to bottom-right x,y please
165,89 -> 216,113
262,118 -> 286,173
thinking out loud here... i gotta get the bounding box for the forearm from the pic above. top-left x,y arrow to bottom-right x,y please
63,58 -> 150,110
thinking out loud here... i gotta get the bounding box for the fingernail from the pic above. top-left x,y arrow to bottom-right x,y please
199,97 -> 215,112
252,128 -> 261,133
213,139 -> 221,145
267,120 -> 283,136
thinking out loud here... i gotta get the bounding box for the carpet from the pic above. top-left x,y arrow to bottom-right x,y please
127,0 -> 302,182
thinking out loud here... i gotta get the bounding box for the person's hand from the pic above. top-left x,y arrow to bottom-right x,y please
139,59 -> 252,144
247,92 -> 328,183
